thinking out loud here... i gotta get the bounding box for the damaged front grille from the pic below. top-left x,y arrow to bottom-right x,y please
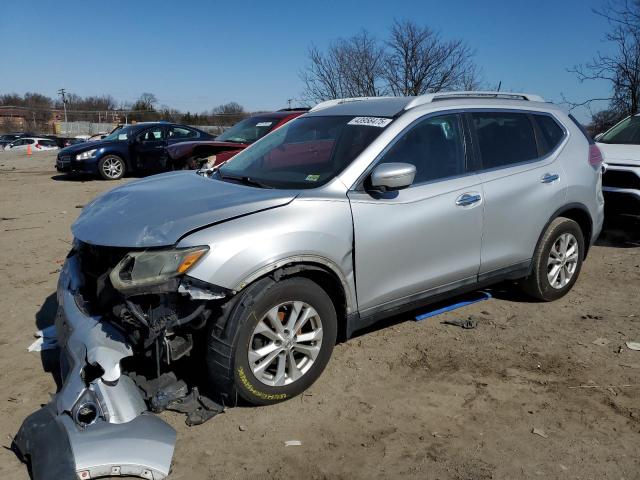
74,241 -> 220,364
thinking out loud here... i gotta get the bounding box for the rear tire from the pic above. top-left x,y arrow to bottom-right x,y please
521,217 -> 584,301
206,277 -> 337,406
98,155 -> 125,180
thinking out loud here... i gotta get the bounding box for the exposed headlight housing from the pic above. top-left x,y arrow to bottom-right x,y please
109,246 -> 209,293
76,149 -> 97,160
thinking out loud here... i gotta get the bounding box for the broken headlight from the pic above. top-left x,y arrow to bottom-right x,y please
109,246 -> 209,292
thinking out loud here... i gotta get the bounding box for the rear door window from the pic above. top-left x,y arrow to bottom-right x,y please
471,112 -> 538,169
39,139 -> 57,147
534,114 -> 566,155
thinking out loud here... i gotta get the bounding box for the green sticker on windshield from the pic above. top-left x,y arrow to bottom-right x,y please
305,174 -> 320,182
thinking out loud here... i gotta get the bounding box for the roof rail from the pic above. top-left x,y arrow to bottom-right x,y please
310,96 -> 395,112
404,91 -> 546,110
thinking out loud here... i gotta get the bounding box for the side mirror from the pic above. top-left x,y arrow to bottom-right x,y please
370,162 -> 416,191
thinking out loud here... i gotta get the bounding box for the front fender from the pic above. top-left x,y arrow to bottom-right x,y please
177,199 -> 356,313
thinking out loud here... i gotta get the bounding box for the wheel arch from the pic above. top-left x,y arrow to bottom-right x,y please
232,258 -> 353,341
537,203 -> 594,260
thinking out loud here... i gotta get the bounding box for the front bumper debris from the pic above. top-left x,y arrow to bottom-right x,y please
15,255 -> 176,480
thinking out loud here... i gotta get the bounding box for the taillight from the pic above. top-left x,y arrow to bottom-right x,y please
589,144 -> 603,168
35,143 -> 41,149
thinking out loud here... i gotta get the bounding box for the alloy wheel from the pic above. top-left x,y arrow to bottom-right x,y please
547,232 -> 579,289
102,158 -> 123,179
248,301 -> 323,386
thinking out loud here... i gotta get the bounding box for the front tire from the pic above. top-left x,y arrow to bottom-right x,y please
522,217 -> 585,301
98,155 -> 125,180
207,277 -> 337,406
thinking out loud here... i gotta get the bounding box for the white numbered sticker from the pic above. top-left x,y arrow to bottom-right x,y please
347,117 -> 392,128
255,122 -> 273,127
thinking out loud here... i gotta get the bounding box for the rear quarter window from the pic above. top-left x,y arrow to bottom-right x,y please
534,114 -> 566,155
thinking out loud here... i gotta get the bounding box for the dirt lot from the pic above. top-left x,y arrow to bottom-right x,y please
0,150 -> 639,480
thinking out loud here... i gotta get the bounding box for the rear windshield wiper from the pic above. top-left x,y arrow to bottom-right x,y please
217,171 -> 273,189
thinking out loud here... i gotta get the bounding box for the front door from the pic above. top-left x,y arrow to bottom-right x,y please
135,126 -> 167,170
348,113 -> 484,315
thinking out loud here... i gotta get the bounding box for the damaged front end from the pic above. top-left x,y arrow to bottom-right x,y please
16,241 -> 228,480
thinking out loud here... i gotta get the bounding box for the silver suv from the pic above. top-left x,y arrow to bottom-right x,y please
19,92 -> 605,479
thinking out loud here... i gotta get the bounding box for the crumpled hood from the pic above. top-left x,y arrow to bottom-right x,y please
72,171 -> 297,247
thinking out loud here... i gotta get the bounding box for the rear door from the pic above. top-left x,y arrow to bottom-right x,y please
468,110 -> 568,279
135,126 -> 167,170
348,113 -> 484,314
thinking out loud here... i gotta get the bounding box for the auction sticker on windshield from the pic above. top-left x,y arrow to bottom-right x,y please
255,122 -> 273,127
347,117 -> 392,128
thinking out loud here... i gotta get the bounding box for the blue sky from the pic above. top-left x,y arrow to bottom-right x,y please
0,0 -> 615,121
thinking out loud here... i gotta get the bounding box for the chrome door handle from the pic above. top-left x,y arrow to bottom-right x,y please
541,173 -> 559,184
455,193 -> 482,206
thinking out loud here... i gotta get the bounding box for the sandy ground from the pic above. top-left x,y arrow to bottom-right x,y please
0,150 -> 639,480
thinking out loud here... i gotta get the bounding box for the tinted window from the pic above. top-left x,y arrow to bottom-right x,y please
600,116 -> 640,145
12,139 -> 24,146
472,112 -> 538,169
25,139 -> 35,144
379,114 -> 466,184
39,139 -> 57,147
535,115 -> 565,154
169,126 -> 199,139
139,127 -> 164,142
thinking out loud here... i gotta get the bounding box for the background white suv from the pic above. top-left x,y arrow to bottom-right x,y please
3,137 -> 59,152
597,114 -> 640,214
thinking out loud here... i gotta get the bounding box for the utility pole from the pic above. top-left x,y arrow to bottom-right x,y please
287,98 -> 293,109
57,88 -> 68,132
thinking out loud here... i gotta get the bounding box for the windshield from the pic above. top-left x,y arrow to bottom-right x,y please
217,115 -> 391,189
600,116 -> 640,144
103,126 -> 133,141
216,116 -> 281,144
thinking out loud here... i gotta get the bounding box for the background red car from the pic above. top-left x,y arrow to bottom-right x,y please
166,109 -> 308,169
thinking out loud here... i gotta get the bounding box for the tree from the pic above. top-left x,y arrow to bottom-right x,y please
300,31 -> 386,102
300,23 -> 481,102
587,108 -> 625,136
383,20 -> 480,96
210,102 -> 247,126
131,92 -> 158,112
568,0 -> 640,116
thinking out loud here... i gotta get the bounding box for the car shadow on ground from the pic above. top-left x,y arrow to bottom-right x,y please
51,171 -> 159,182
596,213 -> 640,248
50,173 -> 92,182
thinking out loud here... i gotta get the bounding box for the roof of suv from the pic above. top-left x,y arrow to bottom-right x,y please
306,92 -> 551,118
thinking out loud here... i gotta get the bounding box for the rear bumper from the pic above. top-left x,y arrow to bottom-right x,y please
15,254 -> 176,480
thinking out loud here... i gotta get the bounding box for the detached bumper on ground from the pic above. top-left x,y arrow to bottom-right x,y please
15,255 -> 176,480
